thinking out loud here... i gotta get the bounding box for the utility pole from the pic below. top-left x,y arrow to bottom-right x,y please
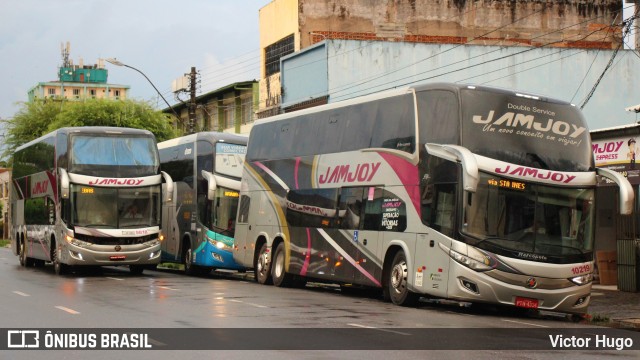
188,66 -> 197,134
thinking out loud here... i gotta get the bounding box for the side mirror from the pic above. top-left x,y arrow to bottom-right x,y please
59,168 -> 70,199
596,168 -> 634,215
201,170 -> 217,201
161,171 -> 174,203
425,143 -> 478,192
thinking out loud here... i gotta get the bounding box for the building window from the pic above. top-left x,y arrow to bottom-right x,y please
265,34 -> 294,77
89,89 -> 96,98
223,106 -> 235,130
48,88 -> 56,96
73,89 -> 80,98
241,97 -> 254,125
114,90 -> 120,98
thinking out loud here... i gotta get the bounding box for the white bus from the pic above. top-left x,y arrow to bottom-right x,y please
11,127 -> 173,275
158,132 -> 247,275
233,83 -> 634,314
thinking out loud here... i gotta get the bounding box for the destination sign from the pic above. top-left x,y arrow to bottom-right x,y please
487,178 -> 526,191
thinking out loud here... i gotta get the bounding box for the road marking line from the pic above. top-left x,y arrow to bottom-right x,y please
347,323 -> 411,336
106,277 -> 124,281
159,286 -> 178,291
501,319 -> 549,328
13,291 -> 30,297
229,299 -> 269,308
445,310 -> 476,317
55,306 -> 80,315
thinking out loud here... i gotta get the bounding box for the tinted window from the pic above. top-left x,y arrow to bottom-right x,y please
69,135 -> 159,177
286,188 -> 339,228
237,195 -> 251,224
420,155 -> 459,237
417,90 -> 460,145
13,134 -> 55,179
460,89 -> 592,171
160,144 -> 194,188
247,94 -> 416,160
337,187 -> 364,229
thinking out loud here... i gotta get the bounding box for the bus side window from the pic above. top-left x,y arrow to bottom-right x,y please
420,155 -> 459,237
363,187 -> 383,231
237,195 -> 251,223
338,187 -> 364,230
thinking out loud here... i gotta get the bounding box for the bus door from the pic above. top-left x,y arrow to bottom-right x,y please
343,186 -> 383,287
161,194 -> 179,261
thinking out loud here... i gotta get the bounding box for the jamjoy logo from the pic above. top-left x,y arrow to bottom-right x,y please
7,330 -> 40,348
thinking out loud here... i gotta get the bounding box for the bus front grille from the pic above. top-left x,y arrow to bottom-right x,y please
74,233 -> 155,246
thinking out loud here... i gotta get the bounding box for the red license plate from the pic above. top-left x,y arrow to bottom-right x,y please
515,297 -> 539,309
109,255 -> 126,261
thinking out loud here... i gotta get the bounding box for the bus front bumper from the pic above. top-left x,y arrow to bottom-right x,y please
59,241 -> 161,266
193,242 -> 246,270
445,261 -> 592,315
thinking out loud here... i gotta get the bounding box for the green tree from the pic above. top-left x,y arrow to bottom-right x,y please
1,99 -> 178,161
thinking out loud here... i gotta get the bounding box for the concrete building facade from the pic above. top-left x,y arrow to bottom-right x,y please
280,39 -> 640,130
258,0 -> 624,117
28,46 -> 129,103
168,81 -> 259,134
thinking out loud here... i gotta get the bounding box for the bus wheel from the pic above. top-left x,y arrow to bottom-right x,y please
52,244 -> 68,275
20,240 -> 34,267
388,251 -> 419,306
272,242 -> 293,287
129,265 -> 145,275
183,243 -> 197,276
255,243 -> 273,285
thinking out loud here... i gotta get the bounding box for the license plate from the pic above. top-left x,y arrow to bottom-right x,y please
109,255 -> 126,261
515,297 -> 539,309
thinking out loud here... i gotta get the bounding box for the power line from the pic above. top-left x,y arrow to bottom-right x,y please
580,14 -> 636,110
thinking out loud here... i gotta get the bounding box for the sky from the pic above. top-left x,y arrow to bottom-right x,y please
0,0 -> 268,124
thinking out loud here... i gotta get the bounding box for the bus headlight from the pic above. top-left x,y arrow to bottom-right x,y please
66,236 -> 90,247
439,243 -> 494,272
569,273 -> 593,286
449,249 -> 492,271
206,235 -> 229,250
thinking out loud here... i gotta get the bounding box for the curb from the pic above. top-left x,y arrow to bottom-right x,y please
611,318 -> 640,329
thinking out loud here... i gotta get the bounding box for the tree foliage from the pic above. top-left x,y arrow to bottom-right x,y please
1,99 -> 178,162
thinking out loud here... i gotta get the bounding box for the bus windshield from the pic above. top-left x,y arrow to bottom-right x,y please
460,89 -> 593,172
70,184 -> 161,229
70,135 -> 159,176
208,186 -> 239,237
462,172 -> 594,262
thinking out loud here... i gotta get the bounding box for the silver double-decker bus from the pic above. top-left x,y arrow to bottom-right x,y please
11,127 -> 173,275
233,83 -> 633,314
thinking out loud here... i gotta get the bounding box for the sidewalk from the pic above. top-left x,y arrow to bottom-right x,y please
588,284 -> 640,329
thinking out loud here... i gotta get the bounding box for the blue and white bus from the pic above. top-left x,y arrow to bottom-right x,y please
158,132 -> 247,275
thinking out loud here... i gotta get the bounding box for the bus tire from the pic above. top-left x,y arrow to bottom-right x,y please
52,242 -> 68,275
388,251 -> 419,307
272,242 -> 294,287
254,242 -> 273,285
129,265 -> 145,275
19,239 -> 34,267
183,242 -> 198,276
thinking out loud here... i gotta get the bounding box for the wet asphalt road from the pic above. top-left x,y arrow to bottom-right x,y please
0,247 -> 637,359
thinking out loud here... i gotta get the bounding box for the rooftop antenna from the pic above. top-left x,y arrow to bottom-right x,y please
60,41 -> 71,68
